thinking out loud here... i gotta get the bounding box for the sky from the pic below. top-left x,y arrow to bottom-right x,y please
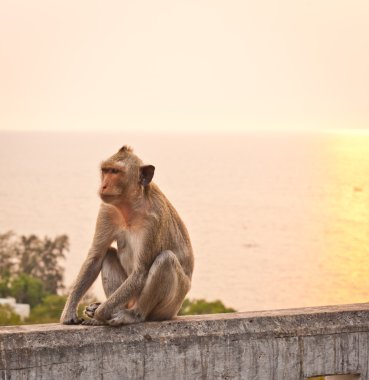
0,0 -> 368,133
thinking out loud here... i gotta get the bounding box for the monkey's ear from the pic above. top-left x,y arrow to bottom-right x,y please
140,165 -> 155,186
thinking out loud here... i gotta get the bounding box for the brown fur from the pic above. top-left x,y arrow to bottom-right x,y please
60,146 -> 194,326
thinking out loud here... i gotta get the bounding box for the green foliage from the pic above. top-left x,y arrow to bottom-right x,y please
0,231 -> 18,274
0,271 -> 11,298
179,298 -> 236,316
17,234 -> 68,294
0,231 -> 68,295
0,231 -> 70,325
26,295 -> 89,324
9,274 -> 46,308
0,304 -> 22,326
27,295 -> 67,324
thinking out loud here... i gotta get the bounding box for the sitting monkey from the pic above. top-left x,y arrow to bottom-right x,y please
60,146 -> 194,326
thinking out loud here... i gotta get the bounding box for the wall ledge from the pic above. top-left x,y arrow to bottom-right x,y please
2,303 -> 369,379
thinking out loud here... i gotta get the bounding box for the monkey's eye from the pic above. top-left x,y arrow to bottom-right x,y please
102,168 -> 120,174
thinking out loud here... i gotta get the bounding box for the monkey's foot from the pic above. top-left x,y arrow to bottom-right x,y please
107,309 -> 144,326
81,318 -> 106,326
84,302 -> 101,318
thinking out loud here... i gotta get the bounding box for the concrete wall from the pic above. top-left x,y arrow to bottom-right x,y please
1,303 -> 369,380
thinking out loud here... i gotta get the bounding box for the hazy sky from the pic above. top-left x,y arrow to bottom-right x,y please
1,1 -> 368,132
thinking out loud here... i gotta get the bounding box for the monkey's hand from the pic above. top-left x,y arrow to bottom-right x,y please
60,309 -> 84,325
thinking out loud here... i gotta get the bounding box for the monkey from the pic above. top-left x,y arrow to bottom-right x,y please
60,145 -> 194,326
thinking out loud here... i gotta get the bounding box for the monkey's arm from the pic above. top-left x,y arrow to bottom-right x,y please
60,253 -> 106,324
60,205 -> 119,324
93,268 -> 146,322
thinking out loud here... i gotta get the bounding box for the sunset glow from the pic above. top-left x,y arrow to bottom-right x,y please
0,0 -> 368,133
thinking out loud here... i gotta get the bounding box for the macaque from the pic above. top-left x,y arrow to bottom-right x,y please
60,146 -> 194,326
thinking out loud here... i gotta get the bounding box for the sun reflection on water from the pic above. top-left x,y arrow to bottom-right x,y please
314,133 -> 369,306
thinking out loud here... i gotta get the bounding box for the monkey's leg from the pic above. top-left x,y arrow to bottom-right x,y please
84,247 -> 127,320
139,250 -> 190,321
107,250 -> 190,326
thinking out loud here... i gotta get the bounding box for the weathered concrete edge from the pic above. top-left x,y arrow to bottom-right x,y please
1,302 -> 369,350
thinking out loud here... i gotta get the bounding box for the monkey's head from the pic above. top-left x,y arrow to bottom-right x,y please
99,145 -> 155,204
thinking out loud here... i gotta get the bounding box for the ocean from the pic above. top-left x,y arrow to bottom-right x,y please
1,131 -> 369,312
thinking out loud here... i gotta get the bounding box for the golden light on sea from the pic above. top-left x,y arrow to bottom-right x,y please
313,132 -> 369,305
